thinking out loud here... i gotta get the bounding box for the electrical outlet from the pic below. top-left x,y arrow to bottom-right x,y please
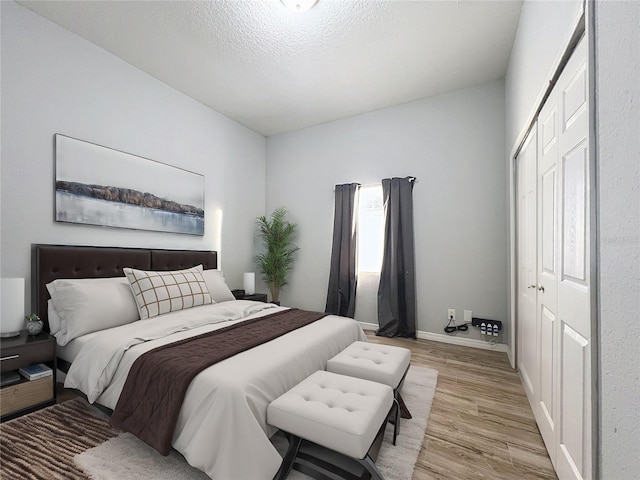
464,310 -> 472,323
448,309 -> 456,321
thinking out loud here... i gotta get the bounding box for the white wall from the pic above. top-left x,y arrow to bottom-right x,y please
0,1 -> 266,310
505,0 -> 583,152
594,1 -> 640,477
266,80 -> 507,341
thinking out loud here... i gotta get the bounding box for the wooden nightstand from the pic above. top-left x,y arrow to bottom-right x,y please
235,293 -> 268,302
244,293 -> 268,302
0,332 -> 56,421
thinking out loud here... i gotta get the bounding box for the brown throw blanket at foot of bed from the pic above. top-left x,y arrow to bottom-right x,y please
110,308 -> 325,455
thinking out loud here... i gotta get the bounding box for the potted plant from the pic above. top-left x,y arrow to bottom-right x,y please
256,207 -> 299,304
25,313 -> 43,336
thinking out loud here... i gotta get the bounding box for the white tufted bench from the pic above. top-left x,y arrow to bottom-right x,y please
326,341 -> 411,445
267,370 -> 393,480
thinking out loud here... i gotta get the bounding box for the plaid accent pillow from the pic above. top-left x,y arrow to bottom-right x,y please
123,265 -> 213,319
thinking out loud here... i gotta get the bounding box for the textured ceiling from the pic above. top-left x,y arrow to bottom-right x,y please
19,0 -> 522,136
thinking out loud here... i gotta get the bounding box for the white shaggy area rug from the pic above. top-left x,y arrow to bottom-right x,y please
75,366 -> 438,480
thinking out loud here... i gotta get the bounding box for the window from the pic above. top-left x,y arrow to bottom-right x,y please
357,185 -> 384,273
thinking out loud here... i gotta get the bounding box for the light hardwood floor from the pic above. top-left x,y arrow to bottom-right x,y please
365,332 -> 557,480
57,334 -> 556,480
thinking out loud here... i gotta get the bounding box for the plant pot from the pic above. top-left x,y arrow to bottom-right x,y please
26,320 -> 43,336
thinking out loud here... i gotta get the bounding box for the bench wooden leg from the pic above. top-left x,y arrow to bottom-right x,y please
392,397 -> 400,445
274,430 -> 388,480
391,364 -> 410,445
358,454 -> 386,480
274,435 -> 302,480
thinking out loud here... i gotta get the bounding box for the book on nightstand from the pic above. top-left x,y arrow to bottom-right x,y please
18,363 -> 53,381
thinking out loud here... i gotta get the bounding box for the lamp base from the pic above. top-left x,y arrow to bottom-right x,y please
0,330 -> 21,338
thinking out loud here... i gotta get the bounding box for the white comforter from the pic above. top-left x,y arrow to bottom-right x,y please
65,301 -> 365,480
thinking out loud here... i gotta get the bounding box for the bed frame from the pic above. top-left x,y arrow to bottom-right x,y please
32,244 -> 218,333
32,244 -> 381,480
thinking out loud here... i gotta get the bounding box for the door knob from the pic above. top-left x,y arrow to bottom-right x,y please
528,285 -> 536,289
538,285 -> 545,292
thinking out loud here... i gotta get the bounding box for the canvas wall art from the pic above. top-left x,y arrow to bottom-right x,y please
55,134 -> 205,235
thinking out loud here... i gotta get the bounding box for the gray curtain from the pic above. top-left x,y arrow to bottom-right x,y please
377,176 -> 416,338
325,183 -> 360,318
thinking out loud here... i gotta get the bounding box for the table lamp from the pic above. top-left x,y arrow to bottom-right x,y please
243,272 -> 255,295
1,278 -> 25,337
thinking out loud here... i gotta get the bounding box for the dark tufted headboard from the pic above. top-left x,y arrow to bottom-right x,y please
32,244 -> 217,332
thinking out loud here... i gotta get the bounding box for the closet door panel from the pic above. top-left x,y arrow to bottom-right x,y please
559,323 -> 589,479
560,141 -> 589,338
541,169 -> 557,274
539,305 -> 555,428
562,145 -> 587,283
536,87 -> 560,462
516,127 -> 539,400
556,36 -> 591,480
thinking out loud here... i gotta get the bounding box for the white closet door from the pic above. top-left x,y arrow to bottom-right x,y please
517,128 -> 539,404
555,36 -> 591,480
537,84 -> 560,465
515,35 -> 591,480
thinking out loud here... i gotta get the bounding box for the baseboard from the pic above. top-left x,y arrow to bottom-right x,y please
506,347 -> 515,368
358,321 -> 379,331
358,322 -> 509,353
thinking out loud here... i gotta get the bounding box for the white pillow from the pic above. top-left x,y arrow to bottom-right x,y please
47,300 -> 62,335
46,277 -> 140,346
123,265 -> 213,320
201,269 -> 236,303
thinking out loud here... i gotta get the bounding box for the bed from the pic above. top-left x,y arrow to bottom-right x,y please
32,244 -> 365,480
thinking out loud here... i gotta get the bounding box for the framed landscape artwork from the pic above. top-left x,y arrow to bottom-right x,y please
55,134 -> 205,235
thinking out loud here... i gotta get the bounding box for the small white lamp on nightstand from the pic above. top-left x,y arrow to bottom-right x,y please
1,278 -> 25,337
243,272 -> 255,295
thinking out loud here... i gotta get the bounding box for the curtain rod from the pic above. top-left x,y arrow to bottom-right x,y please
332,177 -> 418,191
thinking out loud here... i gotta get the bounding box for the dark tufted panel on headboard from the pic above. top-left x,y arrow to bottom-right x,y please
151,249 -> 217,271
32,244 -> 218,332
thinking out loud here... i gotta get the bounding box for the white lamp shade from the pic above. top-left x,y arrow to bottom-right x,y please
1,278 -> 25,337
243,272 -> 255,295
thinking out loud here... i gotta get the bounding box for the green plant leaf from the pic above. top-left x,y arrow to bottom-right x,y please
255,207 -> 299,302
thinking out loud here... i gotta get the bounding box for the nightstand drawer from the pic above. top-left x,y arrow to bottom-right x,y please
0,377 -> 53,416
0,338 -> 55,372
